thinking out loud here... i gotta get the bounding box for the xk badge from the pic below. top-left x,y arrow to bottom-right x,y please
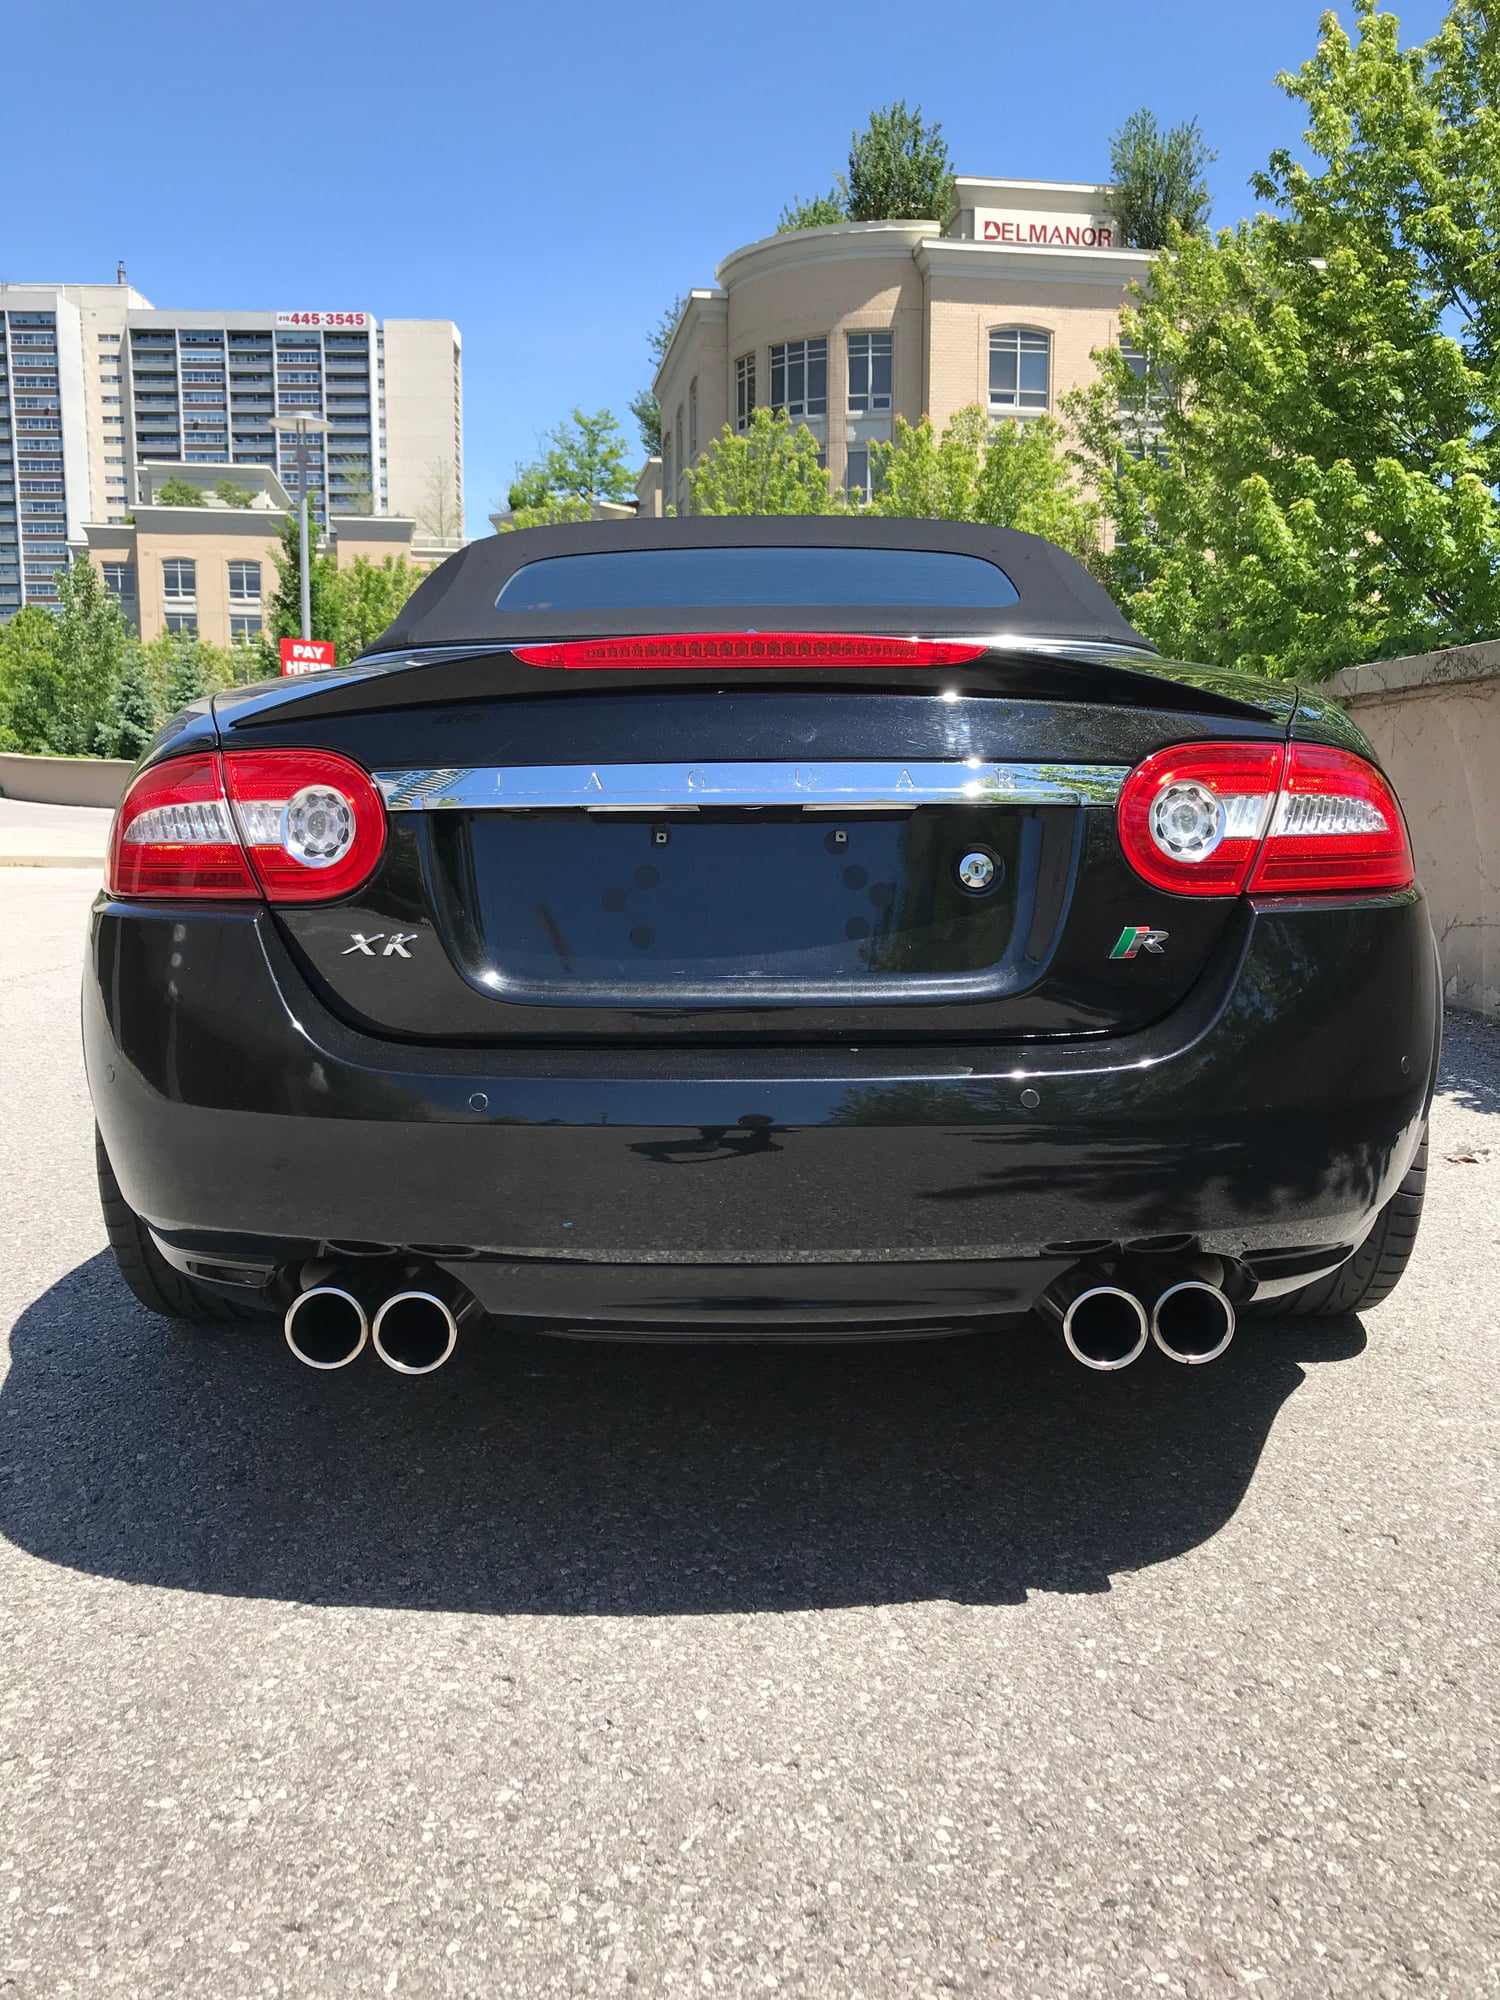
343,932 -> 417,958
1110,924 -> 1169,959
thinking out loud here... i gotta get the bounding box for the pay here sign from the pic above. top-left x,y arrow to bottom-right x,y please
280,638 -> 337,676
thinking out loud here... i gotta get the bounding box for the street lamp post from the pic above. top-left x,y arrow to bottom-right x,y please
276,411 -> 329,641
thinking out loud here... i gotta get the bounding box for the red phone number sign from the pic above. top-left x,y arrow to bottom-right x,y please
275,311 -> 370,329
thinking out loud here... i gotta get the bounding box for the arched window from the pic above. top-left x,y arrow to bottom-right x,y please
989,328 -> 1050,413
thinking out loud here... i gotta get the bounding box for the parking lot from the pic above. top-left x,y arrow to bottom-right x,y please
2,865 -> 1498,1997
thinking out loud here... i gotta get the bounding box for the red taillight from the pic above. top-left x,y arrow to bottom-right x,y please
221,748 -> 386,902
108,754 -> 259,900
512,633 -> 988,671
1246,745 -> 1413,894
1118,741 -> 1413,898
107,749 -> 386,903
1117,743 -> 1285,895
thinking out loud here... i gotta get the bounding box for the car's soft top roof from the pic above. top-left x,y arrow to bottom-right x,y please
370,517 -> 1153,656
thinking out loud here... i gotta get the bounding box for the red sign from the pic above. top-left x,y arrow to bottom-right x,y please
275,310 -> 370,329
280,637 -> 336,676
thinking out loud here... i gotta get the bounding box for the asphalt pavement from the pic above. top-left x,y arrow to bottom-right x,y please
0,796 -> 112,868
1,868 -> 1497,1998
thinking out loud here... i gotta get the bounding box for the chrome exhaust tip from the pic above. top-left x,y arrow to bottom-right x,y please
1150,1280 -> 1236,1365
1037,1267 -> 1149,1372
1062,1284 -> 1150,1372
284,1286 -> 369,1371
371,1290 -> 460,1376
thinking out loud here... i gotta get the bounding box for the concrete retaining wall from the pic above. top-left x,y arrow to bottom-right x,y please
0,753 -> 133,809
1327,642 -> 1500,1020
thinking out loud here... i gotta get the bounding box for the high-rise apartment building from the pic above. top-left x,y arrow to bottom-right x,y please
0,276 -> 463,619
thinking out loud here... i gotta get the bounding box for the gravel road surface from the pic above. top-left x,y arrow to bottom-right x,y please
2,869 -> 1497,1998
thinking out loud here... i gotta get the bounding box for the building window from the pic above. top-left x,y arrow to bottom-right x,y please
227,560 -> 261,601
847,332 -> 893,415
989,328 -> 1050,413
675,403 -> 684,480
734,353 -> 756,432
103,563 -> 137,600
162,558 -> 196,601
688,378 -> 698,462
164,612 -> 198,635
181,370 -> 225,385
845,445 -> 883,504
663,430 -> 673,499
769,339 -> 827,420
230,613 -> 262,642
1118,339 -> 1169,459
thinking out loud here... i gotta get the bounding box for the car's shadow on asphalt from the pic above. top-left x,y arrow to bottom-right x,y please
0,1253 -> 1365,1613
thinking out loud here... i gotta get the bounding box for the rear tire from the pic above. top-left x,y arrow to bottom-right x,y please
96,1128 -> 272,1325
1279,1128 -> 1427,1317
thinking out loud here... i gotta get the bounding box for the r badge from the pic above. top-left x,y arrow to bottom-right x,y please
1110,924 -> 1168,959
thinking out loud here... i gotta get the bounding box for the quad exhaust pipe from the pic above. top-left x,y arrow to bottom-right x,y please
284,1264 -> 476,1374
284,1283 -> 370,1371
1149,1275 -> 1236,1365
1039,1261 -> 1237,1371
1036,1267 -> 1150,1372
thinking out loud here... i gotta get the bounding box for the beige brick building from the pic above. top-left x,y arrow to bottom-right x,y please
644,177 -> 1152,514
74,466 -> 425,650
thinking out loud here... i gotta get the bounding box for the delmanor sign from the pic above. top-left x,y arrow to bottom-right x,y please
974,208 -> 1116,248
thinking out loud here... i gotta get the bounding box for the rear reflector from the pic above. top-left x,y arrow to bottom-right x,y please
512,633 -> 988,671
1117,741 -> 1413,897
108,748 -> 386,903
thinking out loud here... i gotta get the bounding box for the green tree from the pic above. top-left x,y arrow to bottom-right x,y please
869,407 -> 1098,556
333,459 -> 375,517
139,629 -> 236,708
163,633 -> 212,713
777,191 -> 846,233
96,646 -> 159,760
0,608 -> 64,752
505,407 -> 636,527
213,479 -> 256,508
1107,110 -> 1215,248
3,557 -> 132,755
155,477 -> 207,506
258,510 -> 342,672
686,409 -> 845,515
1073,0 -> 1500,678
840,101 -> 953,223
328,554 -> 431,660
629,297 -> 687,458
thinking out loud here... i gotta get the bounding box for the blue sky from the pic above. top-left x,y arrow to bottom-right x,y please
4,0 -> 1450,538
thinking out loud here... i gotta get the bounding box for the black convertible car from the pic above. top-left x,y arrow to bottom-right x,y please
85,520 -> 1438,1376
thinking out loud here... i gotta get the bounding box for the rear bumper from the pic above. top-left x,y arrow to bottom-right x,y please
84,891 -> 1440,1328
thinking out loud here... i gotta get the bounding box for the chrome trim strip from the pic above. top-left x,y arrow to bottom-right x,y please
374,760 -> 1129,812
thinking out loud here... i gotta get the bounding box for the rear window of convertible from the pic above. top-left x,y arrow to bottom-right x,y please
494,546 -> 1021,612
